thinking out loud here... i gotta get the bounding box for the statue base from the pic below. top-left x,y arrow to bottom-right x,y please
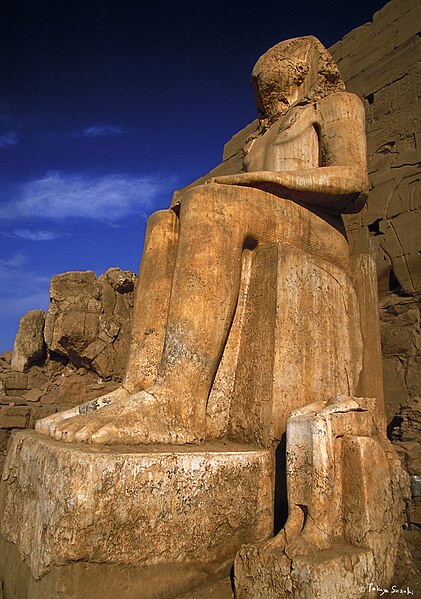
0,431 -> 274,599
235,540 -> 379,599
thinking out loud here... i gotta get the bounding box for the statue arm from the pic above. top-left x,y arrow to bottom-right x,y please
207,93 -> 369,214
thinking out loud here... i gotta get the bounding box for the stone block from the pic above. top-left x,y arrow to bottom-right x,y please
407,357 -> 421,398
345,35 -> 420,97
10,310 -> 46,372
234,417 -> 408,599
351,253 -> 384,408
23,387 -> 43,402
26,366 -> 48,390
3,371 -> 28,392
1,351 -> 12,365
228,245 -> 362,446
0,406 -> 30,429
0,431 -> 274,599
373,0 -> 401,33
42,268 -> 136,379
347,23 -> 396,78
235,542 -> 376,599
381,308 -> 419,357
395,2 -> 421,47
100,267 -> 135,294
382,357 -> 408,420
222,120 -> 259,161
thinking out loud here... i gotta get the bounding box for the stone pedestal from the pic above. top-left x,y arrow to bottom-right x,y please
0,431 -> 274,599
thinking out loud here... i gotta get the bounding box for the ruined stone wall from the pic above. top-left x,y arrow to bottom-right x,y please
0,267 -> 136,472
329,0 -> 420,466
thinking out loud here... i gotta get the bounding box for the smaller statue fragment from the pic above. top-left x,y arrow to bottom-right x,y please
234,396 -> 410,598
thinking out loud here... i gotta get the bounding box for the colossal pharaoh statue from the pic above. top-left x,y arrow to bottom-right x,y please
1,36 -> 411,599
36,36 -> 369,446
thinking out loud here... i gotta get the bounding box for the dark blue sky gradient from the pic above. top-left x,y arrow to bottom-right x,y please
0,0 -> 387,351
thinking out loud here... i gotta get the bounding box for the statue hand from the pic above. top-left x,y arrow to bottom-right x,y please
205,173 -> 268,186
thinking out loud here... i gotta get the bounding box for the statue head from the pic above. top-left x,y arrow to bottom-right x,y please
251,36 -> 345,128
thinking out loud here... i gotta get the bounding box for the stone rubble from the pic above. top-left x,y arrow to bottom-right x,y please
0,267 -> 136,472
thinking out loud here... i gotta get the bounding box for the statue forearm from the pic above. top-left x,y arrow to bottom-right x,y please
206,167 -> 369,213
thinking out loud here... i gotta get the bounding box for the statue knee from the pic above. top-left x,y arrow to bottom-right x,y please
146,209 -> 179,237
181,184 -> 234,227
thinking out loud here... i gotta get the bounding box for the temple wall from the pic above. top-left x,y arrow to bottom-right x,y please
330,0 -> 420,463
330,0 -> 420,295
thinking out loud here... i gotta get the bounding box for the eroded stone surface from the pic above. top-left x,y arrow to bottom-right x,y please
0,268 -> 136,473
10,310 -> 46,372
330,0 -> 420,295
0,431 -> 273,592
44,268 -> 136,378
36,34 -> 369,448
1,28 -> 415,599
234,397 -> 411,598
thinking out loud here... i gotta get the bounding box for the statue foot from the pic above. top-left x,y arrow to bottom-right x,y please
35,387 -> 131,436
284,518 -> 332,558
38,387 -> 202,445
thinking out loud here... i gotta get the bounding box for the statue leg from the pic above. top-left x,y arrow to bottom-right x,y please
38,185 -> 351,445
124,209 -> 179,392
35,209 -> 179,438
285,396 -> 374,557
41,184 -> 250,444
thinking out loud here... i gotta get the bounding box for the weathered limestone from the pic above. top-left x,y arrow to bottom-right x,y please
234,396 -> 409,598
35,36 -> 368,447
45,267 -> 136,379
0,267 -> 136,476
329,0 -> 421,482
0,431 -> 273,598
10,310 -> 46,372
330,0 -> 421,294
224,243 -> 362,447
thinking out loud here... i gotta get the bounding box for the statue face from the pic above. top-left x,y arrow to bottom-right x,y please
260,53 -> 309,110
252,46 -> 311,126
251,36 -> 345,128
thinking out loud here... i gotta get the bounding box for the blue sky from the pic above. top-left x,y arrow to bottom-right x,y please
0,0 -> 386,352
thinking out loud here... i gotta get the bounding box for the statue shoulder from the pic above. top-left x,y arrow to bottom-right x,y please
316,92 -> 365,124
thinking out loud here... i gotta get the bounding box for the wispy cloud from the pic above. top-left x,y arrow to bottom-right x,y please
0,171 -> 174,222
82,124 -> 123,137
11,229 -> 61,241
0,254 -> 50,318
0,254 -> 27,269
0,131 -> 18,148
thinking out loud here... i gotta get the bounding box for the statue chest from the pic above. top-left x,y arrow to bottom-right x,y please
244,105 -> 319,172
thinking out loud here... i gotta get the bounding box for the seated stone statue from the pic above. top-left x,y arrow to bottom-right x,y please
36,36 -> 368,446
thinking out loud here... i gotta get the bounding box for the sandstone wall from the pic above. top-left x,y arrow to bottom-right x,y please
329,0 -> 420,294
329,0 -> 420,470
